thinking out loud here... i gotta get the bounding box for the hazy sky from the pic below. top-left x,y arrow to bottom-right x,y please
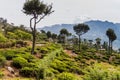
0,0 -> 120,27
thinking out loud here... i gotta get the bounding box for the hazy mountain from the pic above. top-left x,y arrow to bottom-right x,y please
39,20 -> 120,49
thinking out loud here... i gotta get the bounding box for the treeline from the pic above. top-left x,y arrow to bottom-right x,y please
40,23 -> 117,54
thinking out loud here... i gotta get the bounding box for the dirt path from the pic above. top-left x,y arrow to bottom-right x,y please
64,50 -> 77,57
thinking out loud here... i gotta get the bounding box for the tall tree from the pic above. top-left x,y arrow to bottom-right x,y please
22,0 -> 53,54
88,40 -> 93,47
102,41 -> 108,51
46,31 -> 52,39
60,28 -> 69,44
95,38 -> 101,51
51,33 -> 57,42
73,23 -> 90,51
106,28 -> 117,54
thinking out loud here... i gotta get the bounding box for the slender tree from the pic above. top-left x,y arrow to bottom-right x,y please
88,40 -> 93,47
60,28 -> 69,44
73,23 -> 90,51
95,38 -> 101,51
46,31 -> 52,39
51,33 -> 57,42
102,41 -> 108,51
22,0 -> 53,54
106,28 -> 117,54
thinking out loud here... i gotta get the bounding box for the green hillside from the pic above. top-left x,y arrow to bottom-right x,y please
0,21 -> 120,80
0,0 -> 120,79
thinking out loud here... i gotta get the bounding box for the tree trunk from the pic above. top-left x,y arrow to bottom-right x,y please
31,18 -> 37,54
108,39 -> 110,54
78,35 -> 80,51
111,41 -> 113,54
31,30 -> 36,54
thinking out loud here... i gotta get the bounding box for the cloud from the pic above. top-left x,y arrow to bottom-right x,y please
0,0 -> 120,27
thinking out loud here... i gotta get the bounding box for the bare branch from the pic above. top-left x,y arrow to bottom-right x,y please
36,10 -> 54,24
36,14 -> 46,24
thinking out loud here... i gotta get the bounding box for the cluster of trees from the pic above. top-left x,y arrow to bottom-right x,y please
73,24 -> 117,54
22,0 -> 117,54
55,24 -> 117,54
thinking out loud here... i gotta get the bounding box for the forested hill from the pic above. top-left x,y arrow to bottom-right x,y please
40,20 -> 120,49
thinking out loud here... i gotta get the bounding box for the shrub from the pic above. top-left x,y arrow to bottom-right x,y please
35,68 -> 54,80
0,71 -> 4,78
75,55 -> 82,61
0,40 -> 16,48
50,59 -> 69,72
50,68 -> 59,74
83,63 -> 120,80
14,29 -> 32,40
83,66 -> 108,80
35,68 -> 45,80
6,32 -> 17,39
37,33 -> 47,41
27,63 -> 38,67
40,47 -> 48,54
4,51 -> 15,60
45,69 -> 54,79
12,57 -> 28,68
16,40 -> 28,47
0,55 -> 6,67
69,66 -> 84,75
20,67 -> 38,77
15,52 -> 35,62
81,44 -> 88,51
56,72 -> 79,80
0,33 -> 7,42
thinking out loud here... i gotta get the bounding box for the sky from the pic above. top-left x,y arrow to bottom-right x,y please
0,0 -> 120,28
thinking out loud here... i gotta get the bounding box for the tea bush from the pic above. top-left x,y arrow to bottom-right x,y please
20,67 -> 38,77
4,51 -> 16,60
14,29 -> 32,40
56,72 -> 80,80
0,33 -> 7,42
0,71 -> 4,78
35,68 -> 55,80
15,52 -> 35,62
6,32 -> 17,39
83,63 -> 120,80
0,55 -> 6,67
50,59 -> 69,73
12,57 -> 28,68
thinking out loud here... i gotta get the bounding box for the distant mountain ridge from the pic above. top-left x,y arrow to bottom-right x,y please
39,20 -> 120,49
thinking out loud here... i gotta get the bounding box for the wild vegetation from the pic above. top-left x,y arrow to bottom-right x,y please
0,0 -> 120,80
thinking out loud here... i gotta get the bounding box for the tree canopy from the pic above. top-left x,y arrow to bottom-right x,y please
23,0 -> 53,16
73,23 -> 90,36
106,28 -> 117,54
60,28 -> 69,36
106,28 -> 117,42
